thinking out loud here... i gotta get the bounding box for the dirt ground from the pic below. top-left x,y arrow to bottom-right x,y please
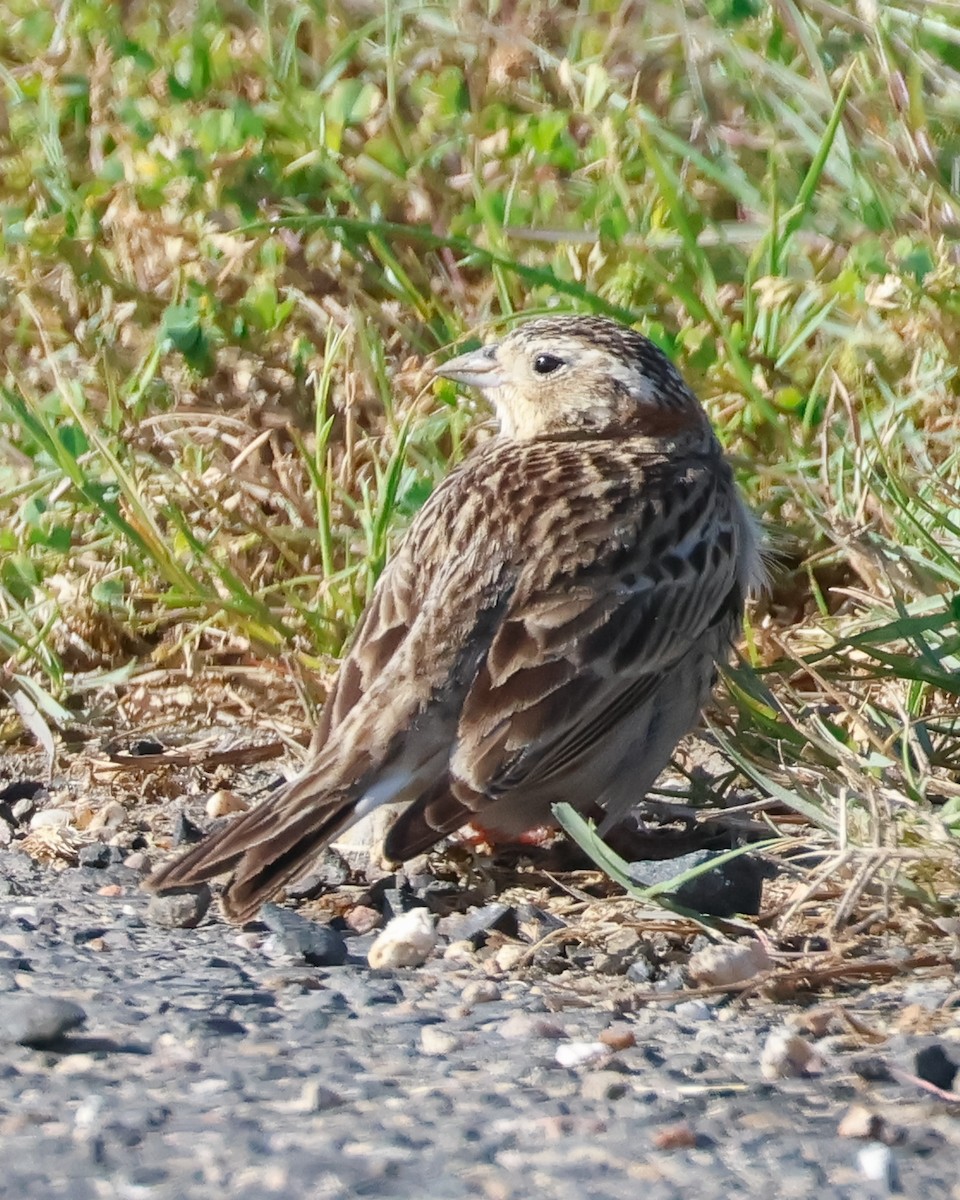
1,731 -> 959,1199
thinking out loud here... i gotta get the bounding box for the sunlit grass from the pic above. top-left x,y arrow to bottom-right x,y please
1,0 -> 960,919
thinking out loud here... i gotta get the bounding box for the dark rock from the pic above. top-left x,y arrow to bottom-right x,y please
0,779 -> 46,804
129,739 -> 165,756
170,811 -> 205,846
628,850 -> 772,918
516,903 -> 567,937
370,878 -> 430,922
0,954 -> 31,973
0,851 -> 40,897
359,982 -> 404,1007
293,998 -> 348,1032
260,904 -> 349,966
0,995 -> 86,1047
412,878 -> 462,914
190,1015 -> 247,1037
146,885 -> 212,929
626,956 -> 656,985
284,847 -> 352,899
915,1043 -> 958,1091
79,843 -> 125,870
851,1055 -> 893,1083
438,903 -> 519,945
0,781 -> 45,827
73,927 -> 109,945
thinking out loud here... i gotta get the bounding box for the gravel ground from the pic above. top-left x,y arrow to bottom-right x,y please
1,848 -> 959,1200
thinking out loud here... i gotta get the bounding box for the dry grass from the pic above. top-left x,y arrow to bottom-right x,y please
2,0 -> 960,929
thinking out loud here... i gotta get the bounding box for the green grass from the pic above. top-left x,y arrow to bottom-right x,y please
2,0 -> 960,921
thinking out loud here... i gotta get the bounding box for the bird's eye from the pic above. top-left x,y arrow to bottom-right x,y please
533,353 -> 564,375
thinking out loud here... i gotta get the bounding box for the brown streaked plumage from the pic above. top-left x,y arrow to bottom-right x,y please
146,314 -> 763,923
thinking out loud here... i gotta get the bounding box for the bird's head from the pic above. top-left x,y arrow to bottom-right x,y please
434,315 -> 713,442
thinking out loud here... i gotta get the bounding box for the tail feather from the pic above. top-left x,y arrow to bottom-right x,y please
382,781 -> 471,862
219,802 -> 356,923
146,782 -> 357,925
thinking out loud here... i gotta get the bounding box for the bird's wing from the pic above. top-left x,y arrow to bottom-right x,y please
447,452 -> 745,805
145,442 -> 521,915
147,439 -> 745,914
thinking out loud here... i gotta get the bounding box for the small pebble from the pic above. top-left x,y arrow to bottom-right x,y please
555,1041 -> 609,1069
688,939 -> 771,986
420,1026 -> 461,1056
205,790 -> 249,819
88,802 -> 125,831
857,1142 -> 900,1191
439,902 -> 518,944
260,905 -> 348,967
580,1070 -> 628,1101
285,848 -> 353,898
146,885 -> 212,929
11,796 -> 39,822
170,810 -> 205,846
673,999 -> 715,1023
122,851 -> 150,872
625,957 -> 655,984
498,1014 -> 565,1041
367,908 -> 437,969
0,996 -> 86,1047
838,1104 -> 885,1140
600,1023 -> 636,1051
345,905 -> 382,935
914,1042 -> 958,1091
73,1095 -> 106,1133
443,940 -> 476,962
493,944 -> 525,973
78,844 -> 120,870
29,808 -> 72,831
760,1029 -> 821,1080
653,1122 -> 698,1151
294,1081 -> 344,1112
460,980 -> 501,1005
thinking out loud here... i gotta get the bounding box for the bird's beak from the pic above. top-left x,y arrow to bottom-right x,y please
433,343 -> 505,390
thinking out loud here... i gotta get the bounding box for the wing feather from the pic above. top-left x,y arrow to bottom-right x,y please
451,460 -> 746,803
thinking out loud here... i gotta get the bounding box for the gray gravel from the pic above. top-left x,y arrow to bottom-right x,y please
1,849 -> 958,1200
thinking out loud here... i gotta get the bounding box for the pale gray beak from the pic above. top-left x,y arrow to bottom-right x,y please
433,342 -> 505,390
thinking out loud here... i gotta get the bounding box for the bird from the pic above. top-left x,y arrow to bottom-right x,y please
146,314 -> 763,923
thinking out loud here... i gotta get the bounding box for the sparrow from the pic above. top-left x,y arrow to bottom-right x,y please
147,314 -> 763,923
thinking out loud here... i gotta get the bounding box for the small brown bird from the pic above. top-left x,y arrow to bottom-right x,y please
147,315 -> 762,922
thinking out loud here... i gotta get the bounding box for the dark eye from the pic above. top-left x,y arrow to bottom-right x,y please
533,353 -> 564,375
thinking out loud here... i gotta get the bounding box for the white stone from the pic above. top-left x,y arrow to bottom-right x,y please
760,1029 -> 821,1080
88,801 -> 125,830
205,790 -> 249,818
688,939 -> 772,987
461,980 -> 501,1005
419,1026 -> 460,1056
29,807 -> 73,830
857,1143 -> 899,1189
367,908 -> 437,969
555,1041 -> 609,1069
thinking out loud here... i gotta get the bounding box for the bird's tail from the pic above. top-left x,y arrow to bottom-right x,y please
145,774 -> 358,924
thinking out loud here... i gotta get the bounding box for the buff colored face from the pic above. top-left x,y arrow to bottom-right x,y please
434,317 -> 707,440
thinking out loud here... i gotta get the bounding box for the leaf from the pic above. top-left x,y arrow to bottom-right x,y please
553,802 -> 779,935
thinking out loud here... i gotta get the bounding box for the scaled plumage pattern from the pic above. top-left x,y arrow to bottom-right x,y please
147,315 -> 763,923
